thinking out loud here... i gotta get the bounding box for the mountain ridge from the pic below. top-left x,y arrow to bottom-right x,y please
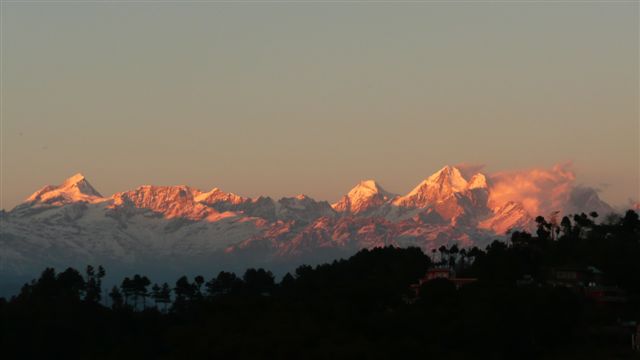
0,166 -> 617,291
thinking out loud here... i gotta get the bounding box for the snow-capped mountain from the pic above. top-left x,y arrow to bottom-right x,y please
479,201 -> 532,235
332,180 -> 396,216
393,166 -> 470,209
17,173 -> 104,209
0,166 -> 616,293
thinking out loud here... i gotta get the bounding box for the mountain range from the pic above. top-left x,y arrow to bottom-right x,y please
0,166 -> 615,293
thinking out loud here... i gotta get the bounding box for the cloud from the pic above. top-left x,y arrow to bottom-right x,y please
487,162 -> 576,217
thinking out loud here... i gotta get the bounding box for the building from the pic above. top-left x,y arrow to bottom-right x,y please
549,266 -> 603,288
549,266 -> 627,305
411,267 -> 477,295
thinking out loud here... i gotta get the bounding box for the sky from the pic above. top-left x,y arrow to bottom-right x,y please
1,1 -> 638,210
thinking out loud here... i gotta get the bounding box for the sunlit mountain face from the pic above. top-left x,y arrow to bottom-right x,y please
0,164 -> 616,293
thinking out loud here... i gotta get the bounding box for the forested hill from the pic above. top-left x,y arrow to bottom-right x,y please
1,210 -> 639,359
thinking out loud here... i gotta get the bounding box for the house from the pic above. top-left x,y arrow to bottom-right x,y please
411,267 -> 477,295
549,266 -> 627,305
549,266 -> 603,288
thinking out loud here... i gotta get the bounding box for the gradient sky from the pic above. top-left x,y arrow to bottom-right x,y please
1,1 -> 638,210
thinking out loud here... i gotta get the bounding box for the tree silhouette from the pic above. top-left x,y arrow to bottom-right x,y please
438,245 -> 448,265
109,286 -> 124,309
158,283 -> 172,312
449,244 -> 459,268
535,216 -> 551,240
120,277 -> 134,307
206,271 -> 241,297
560,216 -> 572,237
151,283 -> 161,308
174,276 -> 195,309
242,268 -> 275,295
85,265 -> 106,304
193,275 -> 205,300
131,274 -> 151,309
56,268 -> 86,301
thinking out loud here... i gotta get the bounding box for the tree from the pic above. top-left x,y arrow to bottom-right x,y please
511,231 -> 533,247
109,286 -> 124,309
438,245 -> 448,265
243,268 -> 275,295
158,283 -> 172,312
120,277 -> 134,307
206,271 -> 241,297
174,276 -> 195,306
560,216 -> 572,237
132,275 -> 151,309
193,275 -> 205,300
449,244 -> 459,268
280,273 -> 295,290
295,265 -> 313,279
57,268 -> 86,300
622,210 -> 639,231
458,248 -> 468,269
150,283 -> 171,311
85,265 -> 106,304
151,283 -> 161,308
535,216 -> 550,240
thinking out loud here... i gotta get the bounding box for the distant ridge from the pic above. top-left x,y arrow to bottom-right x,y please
0,166 -> 617,290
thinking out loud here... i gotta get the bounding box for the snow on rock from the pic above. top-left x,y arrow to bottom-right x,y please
467,173 -> 488,190
393,166 -> 470,209
479,201 -> 533,235
111,185 -> 217,221
332,180 -> 396,215
24,173 -> 105,207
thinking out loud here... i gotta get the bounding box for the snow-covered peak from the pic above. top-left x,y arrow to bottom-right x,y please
351,179 -> 385,195
393,166 -> 469,209
467,173 -> 488,190
25,173 -> 104,206
345,180 -> 390,201
62,172 -> 87,185
332,179 -> 395,214
195,187 -> 248,206
424,166 -> 468,192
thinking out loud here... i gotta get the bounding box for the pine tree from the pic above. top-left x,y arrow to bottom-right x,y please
109,286 -> 124,309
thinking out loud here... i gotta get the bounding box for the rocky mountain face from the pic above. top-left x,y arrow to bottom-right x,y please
0,166 -> 614,293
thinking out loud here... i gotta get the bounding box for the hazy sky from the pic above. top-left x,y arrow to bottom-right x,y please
1,1 -> 638,210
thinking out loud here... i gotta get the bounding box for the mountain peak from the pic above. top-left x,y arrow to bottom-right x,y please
403,166 -> 468,199
351,179 -> 387,195
424,166 -> 468,191
467,173 -> 488,190
62,173 -> 87,186
25,173 -> 103,206
392,166 -> 475,210
195,187 -> 248,206
332,179 -> 395,214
